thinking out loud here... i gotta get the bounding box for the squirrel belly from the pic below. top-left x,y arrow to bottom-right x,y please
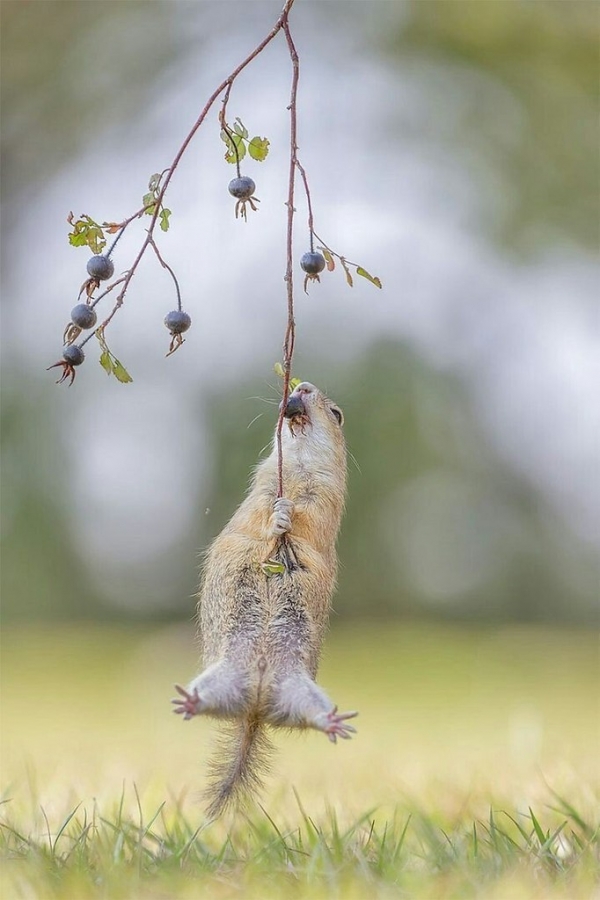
172,382 -> 358,819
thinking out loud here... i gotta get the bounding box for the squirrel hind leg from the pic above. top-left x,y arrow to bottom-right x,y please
267,673 -> 358,743
172,660 -> 250,720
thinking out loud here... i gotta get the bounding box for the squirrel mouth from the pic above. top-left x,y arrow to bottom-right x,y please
283,394 -> 306,419
283,393 -> 310,433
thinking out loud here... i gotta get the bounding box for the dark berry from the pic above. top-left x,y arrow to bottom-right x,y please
164,310 -> 192,334
87,255 -> 114,281
71,303 -> 97,330
228,176 -> 255,200
63,345 -> 85,366
300,251 -> 326,275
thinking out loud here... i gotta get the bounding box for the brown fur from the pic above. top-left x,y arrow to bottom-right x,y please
175,383 -> 353,818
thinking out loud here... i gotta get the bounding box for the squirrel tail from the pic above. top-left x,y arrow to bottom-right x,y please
204,715 -> 273,820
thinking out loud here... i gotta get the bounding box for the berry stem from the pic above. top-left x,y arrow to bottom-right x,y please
105,226 -> 127,259
295,158 -> 315,254
89,276 -> 128,310
275,16 -> 300,501
148,237 -> 183,312
220,119 -> 242,179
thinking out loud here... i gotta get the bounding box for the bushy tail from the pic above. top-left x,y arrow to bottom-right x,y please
204,715 -> 274,820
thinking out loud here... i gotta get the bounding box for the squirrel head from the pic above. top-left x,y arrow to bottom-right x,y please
281,382 -> 345,458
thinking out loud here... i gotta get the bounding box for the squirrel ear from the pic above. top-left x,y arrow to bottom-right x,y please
330,405 -> 344,427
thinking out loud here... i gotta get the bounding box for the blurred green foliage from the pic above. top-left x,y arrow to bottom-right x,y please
1,1 -> 597,625
2,340 -> 598,624
0,0 -> 175,204
1,386 -> 105,620
385,0 -> 598,252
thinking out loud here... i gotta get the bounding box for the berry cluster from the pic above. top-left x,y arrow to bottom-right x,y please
48,244 -> 194,385
50,5 -> 381,389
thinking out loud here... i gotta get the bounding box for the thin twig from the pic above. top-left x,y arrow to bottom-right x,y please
312,230 -> 361,269
220,121 -> 242,178
96,0 -> 297,336
295,158 -> 315,253
148,237 -> 183,311
275,18 -> 300,500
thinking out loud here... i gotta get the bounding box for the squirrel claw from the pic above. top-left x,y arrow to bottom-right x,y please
318,706 -> 358,743
271,497 -> 295,536
172,684 -> 201,720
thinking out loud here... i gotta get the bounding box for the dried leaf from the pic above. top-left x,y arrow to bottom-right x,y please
340,258 -> 354,288
320,248 -> 336,272
95,327 -> 109,354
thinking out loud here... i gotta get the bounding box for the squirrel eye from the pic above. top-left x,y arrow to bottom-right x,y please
330,405 -> 344,426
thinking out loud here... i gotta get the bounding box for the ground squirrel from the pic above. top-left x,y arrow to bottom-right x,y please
173,382 -> 357,818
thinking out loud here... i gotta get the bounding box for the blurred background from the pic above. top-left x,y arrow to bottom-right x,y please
1,0 -> 599,830
1,0 -> 598,627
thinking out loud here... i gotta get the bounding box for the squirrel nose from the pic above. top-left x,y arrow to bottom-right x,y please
292,382 -> 316,395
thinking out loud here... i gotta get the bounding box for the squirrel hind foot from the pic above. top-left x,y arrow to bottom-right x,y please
315,708 -> 359,744
171,684 -> 201,720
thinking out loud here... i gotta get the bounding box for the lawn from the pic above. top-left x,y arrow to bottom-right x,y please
1,622 -> 598,898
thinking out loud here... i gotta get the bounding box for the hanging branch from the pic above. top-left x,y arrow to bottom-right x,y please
96,0 -> 297,337
53,0 -> 381,420
275,19 -> 300,500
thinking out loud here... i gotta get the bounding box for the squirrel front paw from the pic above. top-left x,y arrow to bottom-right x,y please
271,497 -> 295,536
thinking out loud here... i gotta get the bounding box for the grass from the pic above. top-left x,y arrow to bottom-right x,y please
1,622 -> 598,898
1,786 -> 597,899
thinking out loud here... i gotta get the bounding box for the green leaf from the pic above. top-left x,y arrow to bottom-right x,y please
159,208 -> 172,232
221,130 -> 247,164
112,360 -> 133,384
67,215 -> 106,253
356,266 -> 382,289
68,231 -> 89,248
228,137 -> 246,165
248,136 -> 270,162
261,559 -> 285,577
148,173 -> 161,192
289,377 -> 302,391
142,192 -> 157,215
86,227 -> 106,255
273,362 -> 285,378
233,118 -> 248,138
99,351 -> 112,375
